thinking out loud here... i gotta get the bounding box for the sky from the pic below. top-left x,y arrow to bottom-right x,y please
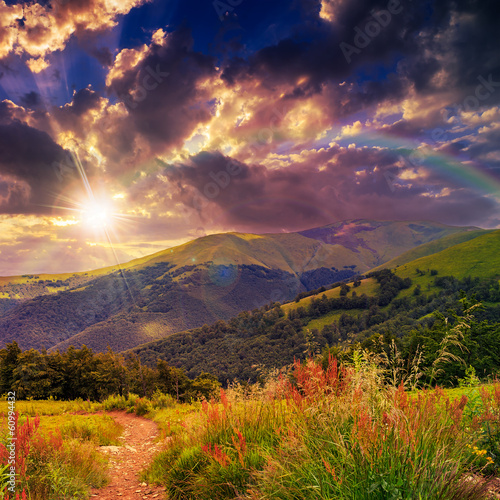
0,0 -> 499,275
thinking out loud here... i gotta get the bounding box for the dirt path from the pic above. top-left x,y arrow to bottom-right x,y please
90,411 -> 166,500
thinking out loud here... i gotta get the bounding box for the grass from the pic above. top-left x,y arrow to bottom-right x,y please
306,309 -> 363,331
394,231 -> 500,294
0,413 -> 115,499
282,230 -> 500,314
282,278 -> 379,313
1,374 -> 498,499
370,230 -> 491,272
0,398 -> 100,417
0,398 -> 128,499
142,359 -> 499,499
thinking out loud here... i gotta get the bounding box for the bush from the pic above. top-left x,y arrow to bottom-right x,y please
150,390 -> 175,409
61,415 -> 122,445
134,398 -> 150,417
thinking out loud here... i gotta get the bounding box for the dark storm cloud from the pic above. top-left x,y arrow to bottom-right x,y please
52,87 -> 102,132
222,0 -> 424,88
89,46 -> 114,67
163,149 -> 500,232
430,0 -> 500,90
20,91 -> 42,109
64,87 -> 101,116
222,0 -> 500,109
0,118 -> 72,214
107,26 -> 216,152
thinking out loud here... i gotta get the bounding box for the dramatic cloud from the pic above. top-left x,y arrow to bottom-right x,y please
0,117 -> 73,214
106,27 -> 216,153
0,0 -> 149,72
0,0 -> 499,274
162,149 -> 500,233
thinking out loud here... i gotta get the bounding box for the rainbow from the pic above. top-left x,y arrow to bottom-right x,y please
318,129 -> 500,197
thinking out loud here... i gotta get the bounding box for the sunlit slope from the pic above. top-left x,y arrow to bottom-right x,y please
0,248 -> 173,301
281,277 -> 379,313
0,220 -> 483,352
298,219 -> 480,265
281,229 -> 496,331
0,220 -> 479,301
370,229 -> 491,272
126,230 -> 499,381
393,230 -> 500,289
138,232 -> 357,273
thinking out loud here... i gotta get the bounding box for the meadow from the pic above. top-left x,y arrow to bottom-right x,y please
142,357 -> 500,500
1,356 -> 499,500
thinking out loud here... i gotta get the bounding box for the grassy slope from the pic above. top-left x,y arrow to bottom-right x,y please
282,278 -> 379,313
1,221 -> 487,353
280,230 -> 498,331
392,230 -> 500,296
71,226 -> 492,352
0,221 -> 479,301
123,226 -> 496,359
370,229 -> 491,272
281,279 -> 379,331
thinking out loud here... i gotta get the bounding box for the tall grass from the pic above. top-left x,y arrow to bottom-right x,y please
60,415 -> 122,445
101,390 -> 175,415
145,357 -> 498,499
0,413 -> 114,499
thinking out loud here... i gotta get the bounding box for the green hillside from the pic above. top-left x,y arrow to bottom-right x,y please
392,230 -> 500,295
283,229 -> 499,326
128,229 -> 500,383
282,277 -> 379,313
370,229 -> 491,272
0,220 -> 484,352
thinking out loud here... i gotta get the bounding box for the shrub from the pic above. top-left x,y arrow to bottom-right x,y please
134,398 -> 150,417
150,390 -> 175,409
61,415 -> 122,445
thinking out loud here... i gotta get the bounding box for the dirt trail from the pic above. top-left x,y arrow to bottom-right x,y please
90,411 -> 166,500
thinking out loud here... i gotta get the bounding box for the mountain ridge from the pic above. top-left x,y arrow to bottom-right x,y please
0,219 -> 487,352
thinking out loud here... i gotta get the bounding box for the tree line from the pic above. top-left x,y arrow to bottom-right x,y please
132,271 -> 500,386
0,344 -> 219,402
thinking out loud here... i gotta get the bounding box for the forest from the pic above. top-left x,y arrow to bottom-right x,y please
0,344 -> 219,402
132,270 -> 500,385
1,269 -> 499,400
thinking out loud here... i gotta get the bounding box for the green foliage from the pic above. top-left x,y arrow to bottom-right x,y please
459,366 -> 481,389
128,272 -> 500,385
144,360 -> 498,499
0,413 -> 110,499
0,344 -> 220,402
60,415 -> 122,445
1,223 -> 486,354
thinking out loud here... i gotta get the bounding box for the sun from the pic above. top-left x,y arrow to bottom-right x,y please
79,198 -> 114,230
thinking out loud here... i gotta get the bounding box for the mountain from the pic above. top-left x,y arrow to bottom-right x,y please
369,229 -> 493,272
393,229 -> 500,283
129,230 -> 500,382
0,219 -> 485,352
